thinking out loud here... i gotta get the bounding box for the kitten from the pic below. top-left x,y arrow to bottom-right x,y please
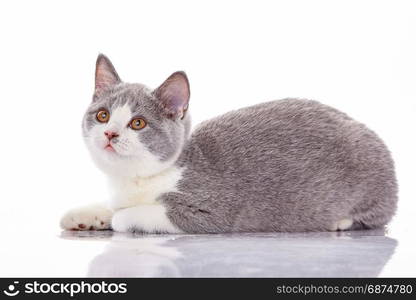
60,54 -> 398,233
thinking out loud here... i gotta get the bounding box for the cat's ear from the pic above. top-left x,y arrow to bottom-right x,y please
94,54 -> 121,95
153,71 -> 190,119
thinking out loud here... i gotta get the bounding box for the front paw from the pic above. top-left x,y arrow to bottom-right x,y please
60,204 -> 113,231
111,204 -> 182,234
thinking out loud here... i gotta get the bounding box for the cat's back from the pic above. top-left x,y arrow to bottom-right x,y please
192,98 -> 352,139
185,98 -> 357,165
181,98 -> 392,183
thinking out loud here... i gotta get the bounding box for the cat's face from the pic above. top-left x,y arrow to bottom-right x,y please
82,55 -> 191,178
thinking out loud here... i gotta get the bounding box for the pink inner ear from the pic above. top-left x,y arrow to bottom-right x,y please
156,72 -> 190,118
95,69 -> 119,91
166,80 -> 189,110
95,55 -> 120,93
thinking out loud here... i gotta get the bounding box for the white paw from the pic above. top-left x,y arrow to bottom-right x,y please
111,204 -> 182,233
329,218 -> 353,231
60,204 -> 113,231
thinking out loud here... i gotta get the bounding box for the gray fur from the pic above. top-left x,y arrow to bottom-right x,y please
84,55 -> 398,233
165,99 -> 397,232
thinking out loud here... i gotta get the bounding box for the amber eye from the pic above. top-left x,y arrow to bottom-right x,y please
130,118 -> 146,130
96,110 -> 110,123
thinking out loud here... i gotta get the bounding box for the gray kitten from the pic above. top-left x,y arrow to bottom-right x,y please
60,54 -> 398,233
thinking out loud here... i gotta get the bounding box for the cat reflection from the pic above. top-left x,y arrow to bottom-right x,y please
88,235 -> 182,277
62,230 -> 397,277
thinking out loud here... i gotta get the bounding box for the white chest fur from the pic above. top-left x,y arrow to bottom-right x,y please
108,166 -> 184,210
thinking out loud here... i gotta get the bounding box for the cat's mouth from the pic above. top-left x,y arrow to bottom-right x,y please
104,143 -> 116,152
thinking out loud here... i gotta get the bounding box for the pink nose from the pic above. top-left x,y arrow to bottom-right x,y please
104,130 -> 119,140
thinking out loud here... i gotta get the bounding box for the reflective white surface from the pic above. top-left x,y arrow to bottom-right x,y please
58,230 -> 396,278
64,230 -> 397,277
0,218 -> 415,277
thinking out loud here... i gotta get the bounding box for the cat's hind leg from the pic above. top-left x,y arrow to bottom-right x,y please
329,218 -> 354,231
60,203 -> 113,231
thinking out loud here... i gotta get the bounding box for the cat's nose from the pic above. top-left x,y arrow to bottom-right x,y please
104,130 -> 119,140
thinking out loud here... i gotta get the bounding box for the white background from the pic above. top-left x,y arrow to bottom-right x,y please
0,0 -> 415,276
